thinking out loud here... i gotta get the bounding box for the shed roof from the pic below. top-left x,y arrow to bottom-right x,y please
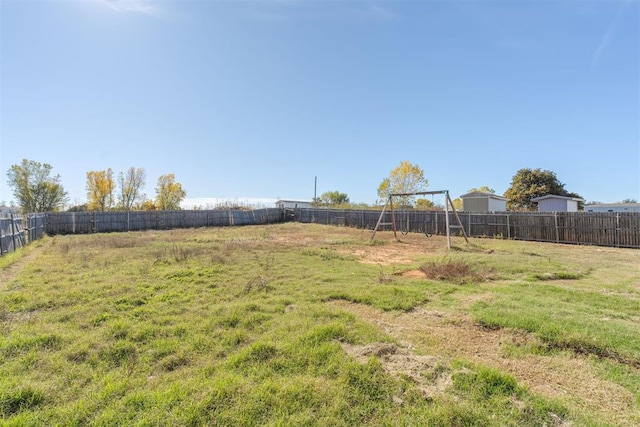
584,203 -> 640,208
276,199 -> 312,204
460,191 -> 508,201
530,195 -> 584,202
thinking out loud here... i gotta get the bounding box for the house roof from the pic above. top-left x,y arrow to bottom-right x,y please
275,199 -> 312,204
584,203 -> 640,208
460,191 -> 508,201
530,195 -> 584,202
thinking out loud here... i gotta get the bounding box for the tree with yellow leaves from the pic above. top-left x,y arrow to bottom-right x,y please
377,161 -> 428,207
86,169 -> 115,211
155,173 -> 186,210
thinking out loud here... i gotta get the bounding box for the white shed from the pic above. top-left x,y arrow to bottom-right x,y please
460,192 -> 508,212
584,203 -> 640,213
530,195 -> 583,212
275,200 -> 312,209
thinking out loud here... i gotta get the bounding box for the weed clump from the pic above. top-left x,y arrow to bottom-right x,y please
419,258 -> 495,285
0,387 -> 44,416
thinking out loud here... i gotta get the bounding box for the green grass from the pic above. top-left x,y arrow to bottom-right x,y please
1,224 -> 639,425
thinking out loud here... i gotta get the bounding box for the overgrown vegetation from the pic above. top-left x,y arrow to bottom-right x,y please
1,224 -> 638,425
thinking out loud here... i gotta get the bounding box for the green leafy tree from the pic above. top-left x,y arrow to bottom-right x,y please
377,161 -> 428,207
6,159 -> 68,212
504,168 -> 581,211
117,167 -> 146,210
416,198 -> 446,210
319,191 -> 350,206
86,169 -> 115,211
466,186 -> 495,194
155,173 -> 186,210
415,199 -> 435,210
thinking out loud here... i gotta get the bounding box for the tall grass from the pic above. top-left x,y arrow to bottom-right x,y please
1,224 -> 638,425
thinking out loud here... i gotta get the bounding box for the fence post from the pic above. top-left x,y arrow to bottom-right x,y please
506,214 -> 511,240
10,214 -> 17,252
554,212 -> 559,243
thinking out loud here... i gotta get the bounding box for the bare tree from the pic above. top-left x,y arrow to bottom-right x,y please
118,167 -> 146,210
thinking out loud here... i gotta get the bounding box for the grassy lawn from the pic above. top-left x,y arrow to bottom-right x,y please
1,223 -> 639,425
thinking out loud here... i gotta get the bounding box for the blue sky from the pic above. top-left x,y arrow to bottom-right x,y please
1,0 -> 638,208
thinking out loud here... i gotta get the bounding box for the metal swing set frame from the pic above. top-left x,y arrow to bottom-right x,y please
371,190 -> 469,249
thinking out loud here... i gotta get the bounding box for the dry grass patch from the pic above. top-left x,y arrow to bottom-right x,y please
331,300 -> 637,425
340,342 -> 452,399
419,258 -> 496,284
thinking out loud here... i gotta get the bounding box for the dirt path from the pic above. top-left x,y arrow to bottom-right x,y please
0,245 -> 42,291
331,300 -> 637,424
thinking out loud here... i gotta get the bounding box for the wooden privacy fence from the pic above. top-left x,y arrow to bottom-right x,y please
44,208 -> 285,235
294,208 -> 640,249
3,208 -> 639,252
0,213 -> 46,255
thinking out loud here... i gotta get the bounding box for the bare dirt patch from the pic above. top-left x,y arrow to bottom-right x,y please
345,233 -> 450,265
331,300 -> 636,423
271,227 -> 452,265
0,247 -> 42,292
400,270 -> 426,279
341,342 -> 452,399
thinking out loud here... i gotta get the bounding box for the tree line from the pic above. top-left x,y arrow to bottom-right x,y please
5,158 -> 634,214
373,161 -> 593,211
6,159 -> 186,213
308,161 -> 594,212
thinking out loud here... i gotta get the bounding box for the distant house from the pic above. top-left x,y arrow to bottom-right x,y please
530,195 -> 583,212
460,192 -> 508,212
584,203 -> 640,213
275,200 -> 312,209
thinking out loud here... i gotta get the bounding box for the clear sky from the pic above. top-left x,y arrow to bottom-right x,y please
1,0 -> 639,208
